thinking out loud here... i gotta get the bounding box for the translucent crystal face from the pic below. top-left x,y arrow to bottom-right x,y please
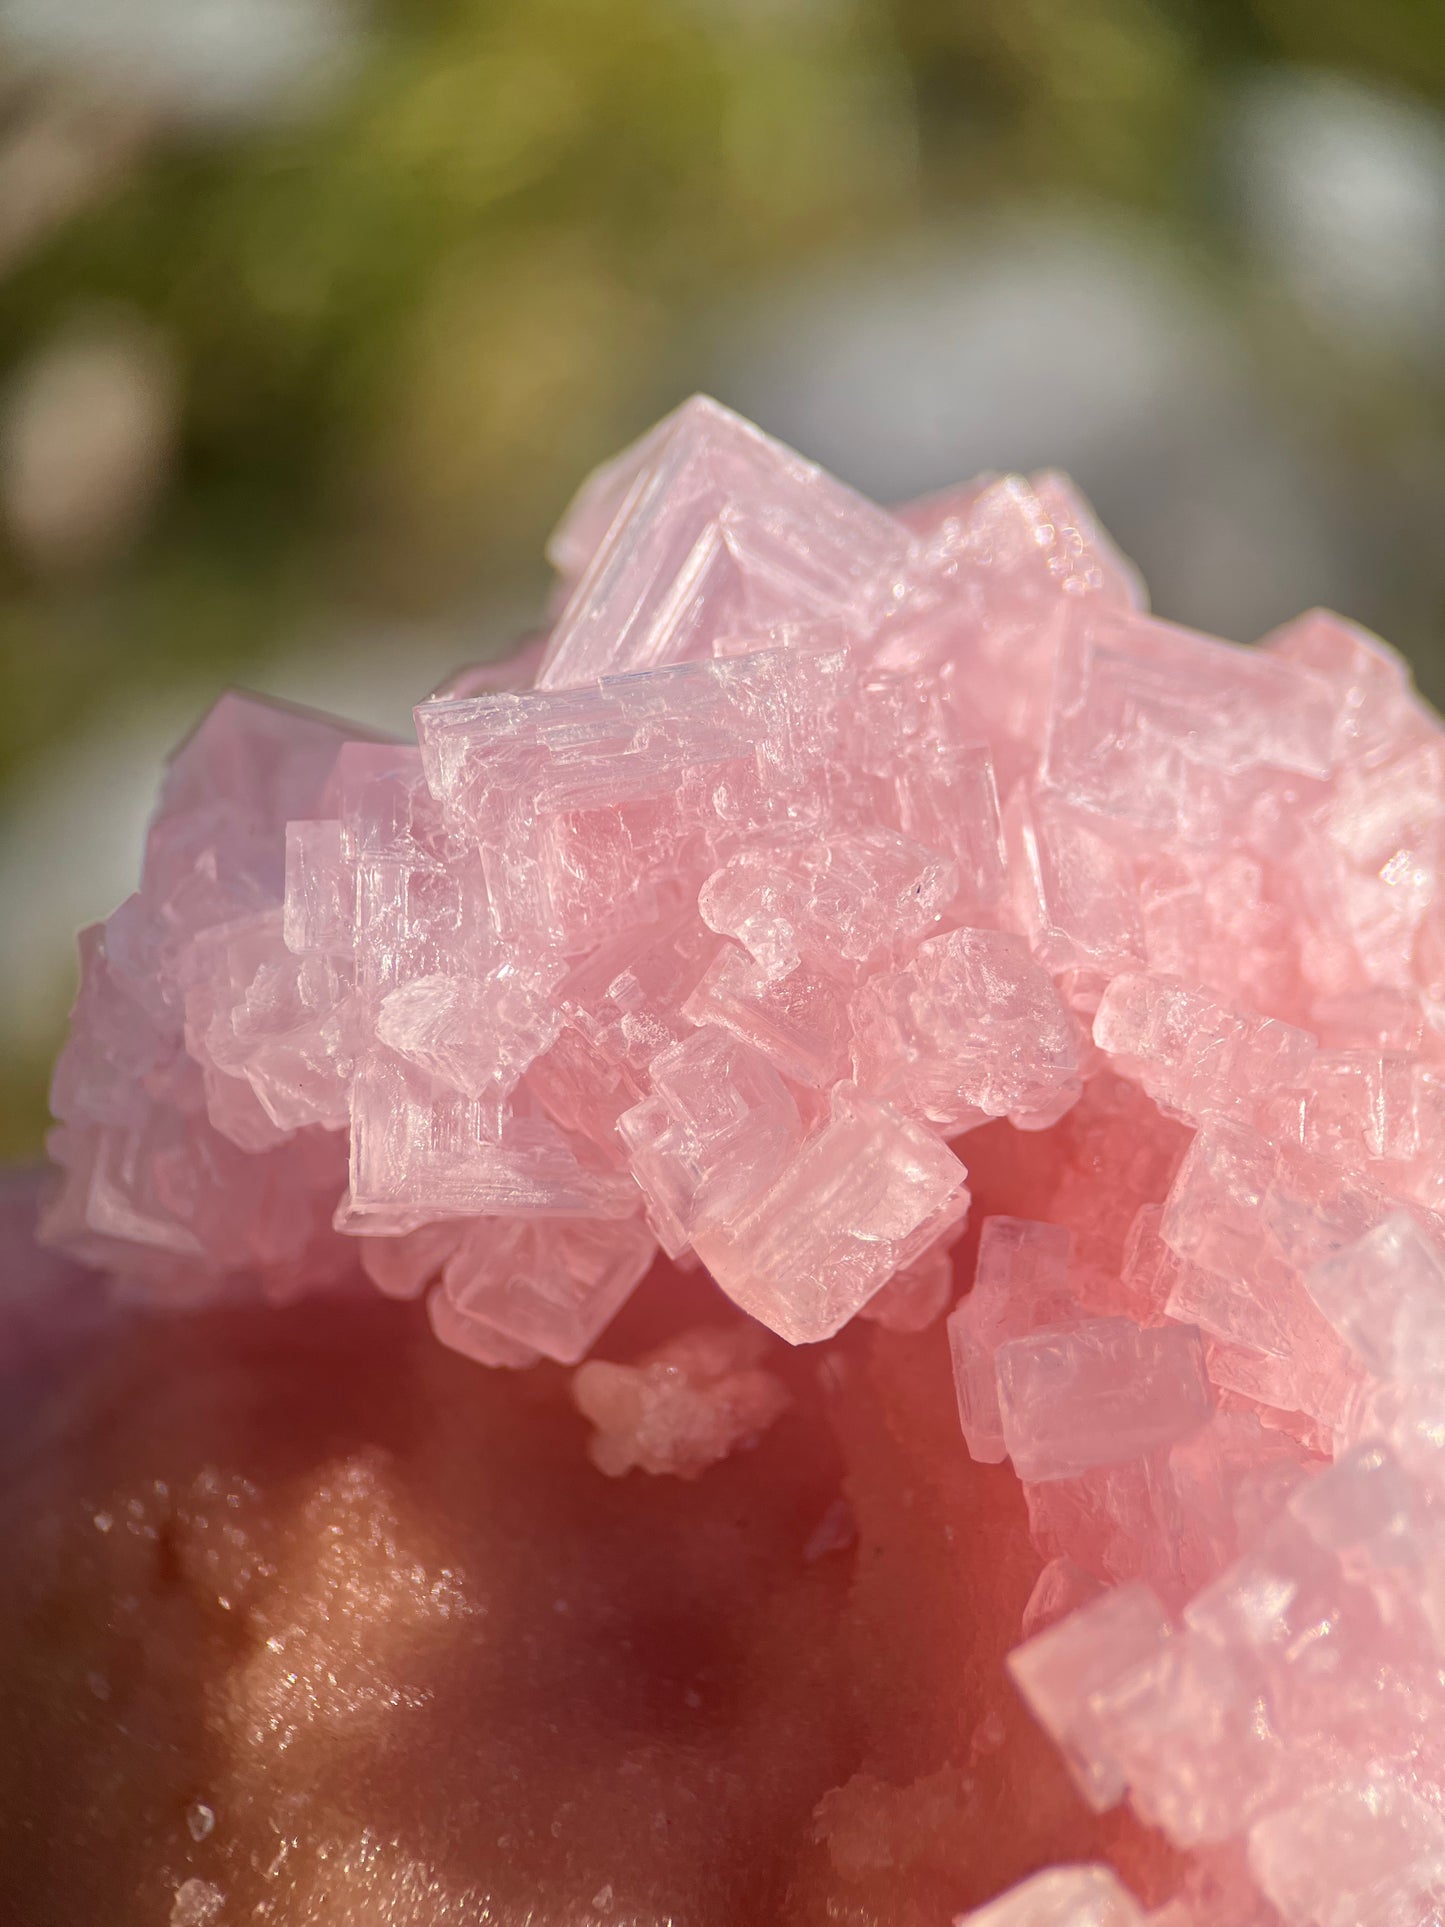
535,396 -> 912,689
30,394 -> 1445,1926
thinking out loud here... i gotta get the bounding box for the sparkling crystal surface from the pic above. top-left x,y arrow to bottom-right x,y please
38,394 -> 1445,1925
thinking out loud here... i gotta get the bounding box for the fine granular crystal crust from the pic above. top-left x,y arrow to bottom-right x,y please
38,393 -> 1445,1925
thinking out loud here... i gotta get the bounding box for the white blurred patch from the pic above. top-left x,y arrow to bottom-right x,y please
1227,67 -> 1445,363
708,210 -> 1359,645
0,0 -> 360,126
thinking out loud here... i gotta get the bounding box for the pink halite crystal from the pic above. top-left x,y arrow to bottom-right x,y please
1092,973 -> 1316,1128
1040,608 -> 1337,845
1248,1777 -> 1445,1927
995,1318 -> 1212,1484
1306,1210 -> 1445,1384
947,1217 -> 1078,1464
43,692 -> 369,1302
682,944 -> 852,1089
952,1865 -> 1151,1926
852,926 -> 1082,1132
876,469 -> 1144,784
1008,1582 -> 1174,1811
40,392 -> 1445,1922
617,1025 -> 805,1257
430,1214 -> 656,1366
691,1082 -> 969,1343
537,395 -> 911,688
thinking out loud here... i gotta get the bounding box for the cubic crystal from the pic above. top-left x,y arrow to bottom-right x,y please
536,395 -> 911,689
947,1217 -> 1078,1465
692,1084 -> 970,1344
1007,1582 -> 1173,1811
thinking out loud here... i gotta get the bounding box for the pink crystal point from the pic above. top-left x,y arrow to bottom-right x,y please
536,394 -> 911,689
38,391 -> 1445,1924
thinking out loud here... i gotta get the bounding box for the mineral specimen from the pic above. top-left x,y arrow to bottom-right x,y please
39,393 -> 1445,1925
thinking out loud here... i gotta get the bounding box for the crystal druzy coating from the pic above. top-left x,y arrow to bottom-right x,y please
42,395 -> 1445,1925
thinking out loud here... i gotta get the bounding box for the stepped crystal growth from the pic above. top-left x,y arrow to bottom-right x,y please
42,396 -> 1445,1925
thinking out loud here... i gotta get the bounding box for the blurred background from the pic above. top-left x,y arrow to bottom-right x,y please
1,0 -> 1443,1155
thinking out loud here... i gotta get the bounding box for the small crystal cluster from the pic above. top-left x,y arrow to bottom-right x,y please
572,1323 -> 790,1479
41,396 -> 1445,1924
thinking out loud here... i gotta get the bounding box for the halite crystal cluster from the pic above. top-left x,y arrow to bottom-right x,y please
41,396 -> 1445,1925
